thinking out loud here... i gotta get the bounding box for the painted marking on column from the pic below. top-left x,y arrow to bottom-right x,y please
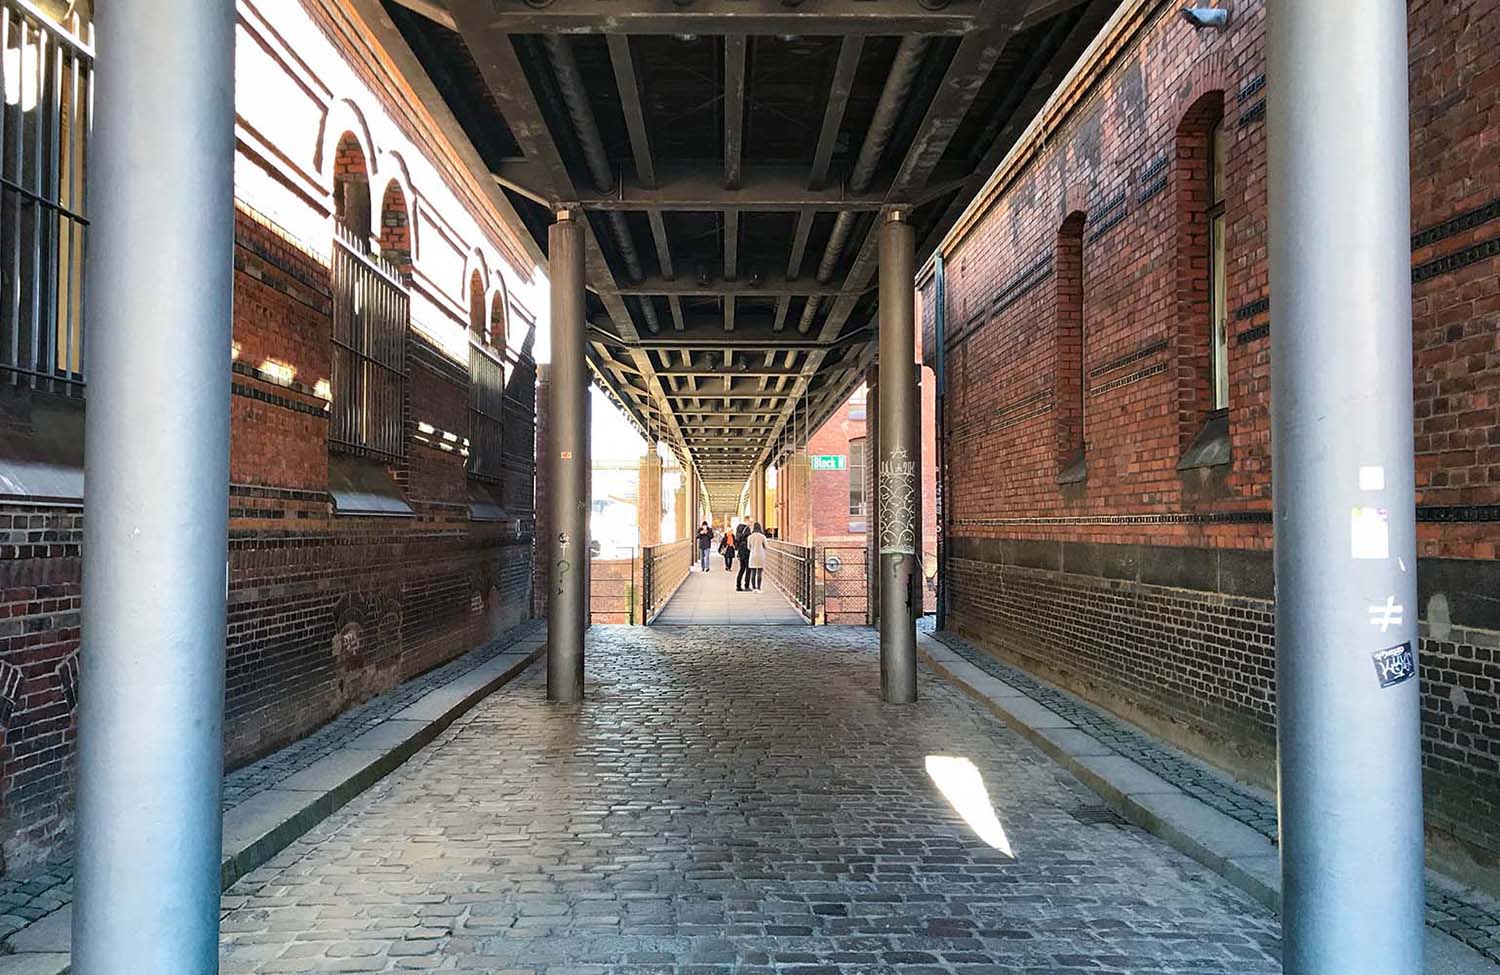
1368,596 -> 1404,632
1358,466 -> 1385,491
1350,506 -> 1390,560
879,445 -> 918,556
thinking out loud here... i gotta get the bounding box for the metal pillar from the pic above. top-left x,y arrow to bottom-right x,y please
72,1 -> 236,970
548,211 -> 587,702
1269,3 -> 1423,972
877,211 -> 918,703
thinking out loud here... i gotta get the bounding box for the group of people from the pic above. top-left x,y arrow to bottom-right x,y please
695,520 -> 767,592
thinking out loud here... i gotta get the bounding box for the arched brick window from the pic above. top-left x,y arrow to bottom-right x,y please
378,180 -> 411,276
329,132 -> 407,461
469,271 -> 505,481
1174,91 -> 1228,452
332,133 -> 371,244
490,286 -> 508,353
1054,210 -> 1087,482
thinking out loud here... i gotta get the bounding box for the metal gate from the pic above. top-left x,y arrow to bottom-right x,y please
819,544 -> 869,625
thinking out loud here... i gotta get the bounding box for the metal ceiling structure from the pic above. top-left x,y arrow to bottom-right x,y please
382,0 -> 1117,512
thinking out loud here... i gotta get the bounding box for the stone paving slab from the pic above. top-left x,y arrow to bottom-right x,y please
919,630 -> 1500,972
0,622 -> 546,975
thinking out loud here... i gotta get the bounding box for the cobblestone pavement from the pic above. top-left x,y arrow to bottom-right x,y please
0,619 -> 544,947
926,626 -> 1500,963
219,625 -> 1282,974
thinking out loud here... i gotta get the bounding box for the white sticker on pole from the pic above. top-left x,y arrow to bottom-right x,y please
1358,466 -> 1385,491
1350,506 -> 1389,560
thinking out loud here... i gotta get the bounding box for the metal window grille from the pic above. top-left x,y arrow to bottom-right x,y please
0,1 -> 91,397
467,340 -> 504,481
330,225 -> 408,460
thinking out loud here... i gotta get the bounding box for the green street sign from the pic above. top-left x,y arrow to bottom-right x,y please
810,454 -> 847,471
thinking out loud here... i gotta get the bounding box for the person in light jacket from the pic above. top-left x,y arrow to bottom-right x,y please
746,522 -> 768,592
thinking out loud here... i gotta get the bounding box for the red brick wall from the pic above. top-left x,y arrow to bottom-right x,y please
927,0 -> 1500,884
0,207 -> 537,871
806,404 -> 866,544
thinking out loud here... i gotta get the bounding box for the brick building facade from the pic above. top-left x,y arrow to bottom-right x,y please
0,0 -> 541,868
922,0 -> 1500,888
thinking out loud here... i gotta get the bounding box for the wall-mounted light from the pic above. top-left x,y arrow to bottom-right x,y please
1180,4 -> 1229,29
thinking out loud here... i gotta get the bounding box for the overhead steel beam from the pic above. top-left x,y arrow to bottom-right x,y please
656,363 -> 806,378
914,2 -> 1104,255
451,8 -> 694,466
497,163 -> 894,210
649,211 -> 675,279
387,0 -> 456,30
449,0 -> 986,36
665,386 -> 801,399
892,0 -> 1017,193
607,34 -> 657,188
625,327 -> 866,350
614,277 -> 849,298
809,36 -> 864,190
786,211 -> 815,280
725,35 -> 747,189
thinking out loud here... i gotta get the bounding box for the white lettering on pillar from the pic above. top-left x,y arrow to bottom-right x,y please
879,445 -> 917,556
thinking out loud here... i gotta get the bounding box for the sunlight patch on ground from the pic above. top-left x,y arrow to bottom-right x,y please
925,754 -> 1014,856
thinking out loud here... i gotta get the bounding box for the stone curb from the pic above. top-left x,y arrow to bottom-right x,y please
0,640 -> 546,975
918,635 -> 1500,975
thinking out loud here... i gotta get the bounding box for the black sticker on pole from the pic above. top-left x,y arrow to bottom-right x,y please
1371,641 -> 1416,689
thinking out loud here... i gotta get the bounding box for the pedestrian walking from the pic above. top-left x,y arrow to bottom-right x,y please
735,522 -> 752,591
695,521 -> 715,571
746,522 -> 767,591
720,528 -> 736,570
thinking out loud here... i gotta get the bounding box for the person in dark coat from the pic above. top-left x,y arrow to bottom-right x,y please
734,522 -> 752,591
695,521 -> 715,571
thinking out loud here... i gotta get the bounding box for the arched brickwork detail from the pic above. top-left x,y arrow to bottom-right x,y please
1173,90 -> 1227,449
332,132 -> 372,244
378,179 -> 412,276
1054,210 -> 1087,476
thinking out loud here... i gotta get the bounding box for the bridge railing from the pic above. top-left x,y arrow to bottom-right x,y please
765,540 -> 815,622
641,539 -> 692,623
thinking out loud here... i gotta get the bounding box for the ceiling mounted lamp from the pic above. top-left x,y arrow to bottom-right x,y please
1180,4 -> 1229,28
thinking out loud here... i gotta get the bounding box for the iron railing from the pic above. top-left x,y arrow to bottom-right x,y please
821,543 -> 870,624
0,1 -> 92,397
467,340 -> 504,480
765,539 -> 815,622
330,225 -> 408,460
641,538 -> 691,623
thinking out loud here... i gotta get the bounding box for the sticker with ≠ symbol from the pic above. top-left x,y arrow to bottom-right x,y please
1368,596 -> 1404,632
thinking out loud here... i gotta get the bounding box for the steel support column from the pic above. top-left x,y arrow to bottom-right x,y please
877,211 -> 918,703
548,211 -> 588,702
72,0 -> 236,970
1269,3 -> 1423,971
